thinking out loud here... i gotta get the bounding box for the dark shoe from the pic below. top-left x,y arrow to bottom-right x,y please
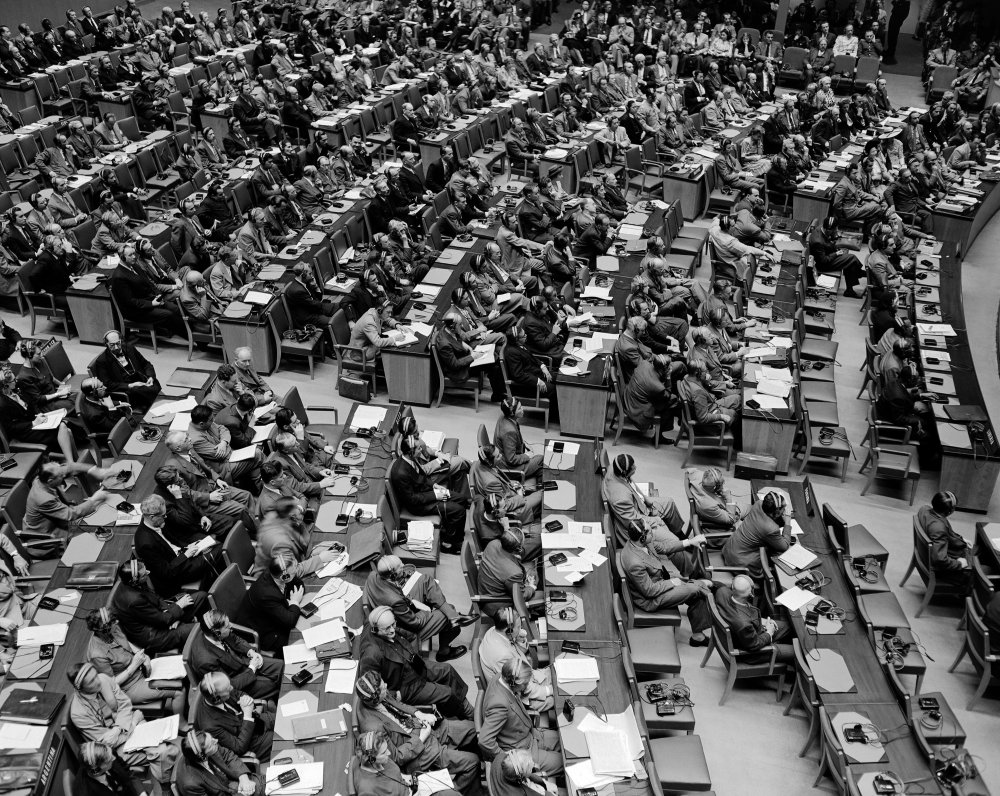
843,288 -> 859,298
436,645 -> 468,662
440,543 -> 461,555
452,613 -> 477,628
689,635 -> 711,647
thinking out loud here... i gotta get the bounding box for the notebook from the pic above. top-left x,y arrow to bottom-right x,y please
66,561 -> 117,589
0,690 -> 65,725
944,404 -> 988,423
291,709 -> 347,743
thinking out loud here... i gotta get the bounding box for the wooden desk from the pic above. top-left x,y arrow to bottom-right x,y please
930,179 -> 1000,258
914,244 -> 1000,512
792,185 -> 834,224
542,439 -> 656,795
65,284 -> 116,346
97,94 -> 136,124
554,362 -> 610,438
0,79 -> 39,114
662,166 -> 709,221
216,291 -> 282,375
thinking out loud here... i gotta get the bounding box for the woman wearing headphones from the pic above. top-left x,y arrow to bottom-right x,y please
471,445 -> 542,525
77,742 -> 143,796
720,489 -> 791,580
68,662 -> 179,784
351,730 -> 463,796
355,673 -> 480,795
479,608 -> 552,711
687,467 -> 743,530
85,608 -> 184,714
175,730 -> 262,796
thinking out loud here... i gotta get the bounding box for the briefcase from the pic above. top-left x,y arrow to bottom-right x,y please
66,561 -> 117,589
338,375 -> 372,403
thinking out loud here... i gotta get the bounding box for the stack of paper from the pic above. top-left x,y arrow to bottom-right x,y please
776,544 -> 819,571
301,619 -> 345,649
405,521 -> 435,554
350,406 -> 387,431
776,585 -> 818,612
0,723 -> 47,750
420,430 -> 445,450
16,624 -> 68,647
148,396 -> 197,419
586,729 -> 636,777
122,715 -> 179,752
566,760 -> 625,792
552,654 -> 599,683
265,762 -> 324,796
146,655 -> 185,680
415,770 -> 455,796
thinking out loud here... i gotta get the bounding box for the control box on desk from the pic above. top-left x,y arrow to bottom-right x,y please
734,453 -> 777,481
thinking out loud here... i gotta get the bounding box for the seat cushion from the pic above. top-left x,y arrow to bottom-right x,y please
649,735 -> 712,791
805,401 -> 840,428
670,238 -> 704,257
634,606 -> 681,627
628,627 -> 681,673
800,339 -> 839,361
800,381 -> 837,404
859,592 -> 910,630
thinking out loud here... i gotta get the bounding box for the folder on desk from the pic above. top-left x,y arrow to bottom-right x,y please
944,405 -> 987,423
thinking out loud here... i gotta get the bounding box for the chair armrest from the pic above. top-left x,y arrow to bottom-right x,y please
641,159 -> 666,176
148,679 -> 185,691
305,405 -> 340,424
229,622 -> 260,646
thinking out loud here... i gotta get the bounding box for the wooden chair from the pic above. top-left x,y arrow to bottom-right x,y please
859,416 -> 921,504
207,563 -> 256,639
699,594 -> 788,705
948,597 -> 999,711
622,647 -> 694,736
821,503 -> 888,568
269,296 -> 325,379
676,399 -> 735,469
377,496 -> 437,569
813,707 -> 849,795
429,329 -> 483,411
614,550 -> 681,627
793,395 -> 851,481
331,308 -> 378,396
17,272 -> 72,338
885,663 -> 966,746
642,731 -> 713,793
109,291 -> 160,353
899,513 -> 967,617
783,639 -> 821,757
106,417 -> 136,458
176,298 -> 221,361
496,356 -> 549,431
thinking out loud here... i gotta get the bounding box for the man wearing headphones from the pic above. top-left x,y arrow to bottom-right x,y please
254,494 -> 338,575
175,729 -> 263,796
876,338 -> 939,454
620,352 -> 683,437
479,658 -> 562,775
363,554 -> 475,659
355,672 -> 481,796
187,610 -> 282,700
112,559 -> 205,654
490,748 -> 552,796
602,453 -> 693,556
471,445 -> 543,525
188,403 -> 264,495
245,555 -> 307,652
502,326 -> 555,409
436,310 -> 509,403
193,671 -> 275,761
715,574 -> 794,663
721,489 -> 791,580
478,528 -> 539,618
707,213 -> 773,284
391,435 -> 471,555
916,491 -> 973,591
622,518 -> 714,645
689,467 -> 743,530
153,463 -> 256,542
521,295 -> 569,363
494,397 -> 544,480
479,608 -> 552,711
359,606 -> 474,719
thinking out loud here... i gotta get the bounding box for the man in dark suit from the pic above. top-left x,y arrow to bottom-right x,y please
916,491 -> 973,590
493,397 -> 543,478
244,555 -> 305,651
174,732 -> 262,796
285,263 -> 335,328
715,575 -> 794,663
392,103 -> 423,151
193,672 -> 275,760
186,611 -> 283,699
358,606 -> 473,719
479,660 -> 561,774
500,324 -> 552,403
215,393 -> 258,450
392,436 -> 471,554
525,44 -> 552,77
92,330 -> 161,411
153,464 -> 247,542
112,559 -> 206,654
516,186 -> 553,243
398,153 -> 429,200
683,71 -> 713,113
268,432 -> 330,483
134,494 -> 224,596
109,251 -> 186,337
78,377 -> 131,442
577,215 -> 615,266
232,82 -> 278,146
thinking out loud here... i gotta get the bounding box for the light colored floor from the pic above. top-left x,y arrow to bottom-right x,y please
17,11 -> 1000,793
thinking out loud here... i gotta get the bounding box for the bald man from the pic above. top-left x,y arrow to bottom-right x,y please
179,271 -> 217,333
715,574 -> 794,663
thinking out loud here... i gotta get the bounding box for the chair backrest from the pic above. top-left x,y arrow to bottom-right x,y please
911,514 -> 932,581
965,596 -> 990,669
817,706 -> 848,790
279,386 -> 310,427
267,296 -> 293,343
884,661 -> 912,722
314,246 -> 336,284
2,480 -> 29,531
791,638 -> 819,708
476,423 -> 491,449
207,562 -> 249,622
118,116 -> 141,142
330,309 -> 351,346
832,54 -> 856,76
41,340 -> 74,382
970,557 -> 995,616
821,503 -> 849,551
222,522 -> 254,577
781,47 -> 808,70
461,538 -> 480,600
930,66 -> 958,91
107,418 -> 133,458
706,594 -> 737,668
854,56 -> 879,83
18,106 -> 42,127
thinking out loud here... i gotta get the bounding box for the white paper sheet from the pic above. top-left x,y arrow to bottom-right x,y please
148,396 -> 197,418
146,655 -> 185,680
350,406 -> 388,430
777,544 -> 819,571
252,402 -> 277,421
776,585 -> 819,612
280,699 -> 310,718
253,424 -> 276,444
282,644 -> 319,666
0,723 -> 47,750
228,444 -> 259,462
169,412 -> 192,432
553,654 -> 600,681
301,618 -> 345,648
324,659 -> 358,693
122,715 -> 179,752
415,770 -> 455,796
16,624 -> 68,647
31,409 -> 67,431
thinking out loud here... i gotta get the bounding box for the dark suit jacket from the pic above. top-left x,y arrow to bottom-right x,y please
174,747 -> 249,796
503,342 -> 544,395
392,115 -> 422,148
715,584 -> 772,652
215,405 -> 255,449
109,267 -> 160,319
92,345 -> 158,394
193,692 -> 258,756
187,627 -> 257,692
111,580 -> 186,650
134,520 -> 212,596
284,279 -> 332,326
389,458 -> 437,513
246,574 -> 302,650
0,392 -> 41,439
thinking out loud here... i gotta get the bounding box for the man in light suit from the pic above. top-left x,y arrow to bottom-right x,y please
479,660 -> 561,774
254,495 -> 336,576
621,520 -> 712,645
236,209 -> 279,259
293,166 -> 330,213
164,430 -> 256,513
232,346 -> 273,405
363,555 -> 473,655
187,404 -> 263,494
34,134 -> 78,183
602,452 -> 686,549
716,574 -> 794,663
92,112 -> 128,151
22,462 -> 113,538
